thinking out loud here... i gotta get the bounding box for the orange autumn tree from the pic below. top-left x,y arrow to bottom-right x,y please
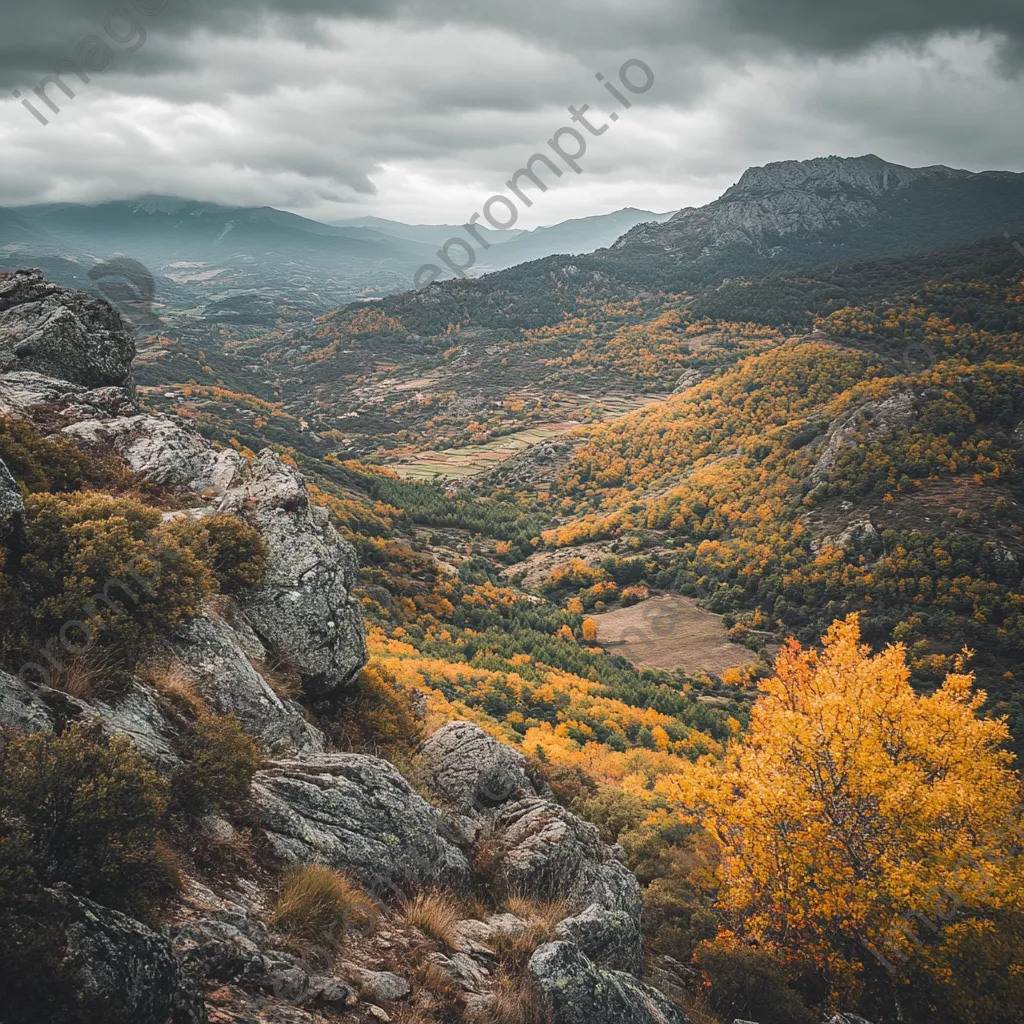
663,615 -> 1024,1018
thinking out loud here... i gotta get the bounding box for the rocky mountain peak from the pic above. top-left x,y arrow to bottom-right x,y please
725,153 -> 933,199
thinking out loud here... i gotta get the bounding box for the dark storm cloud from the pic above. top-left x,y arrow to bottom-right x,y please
3,0 -> 1023,90
0,0 -> 1021,223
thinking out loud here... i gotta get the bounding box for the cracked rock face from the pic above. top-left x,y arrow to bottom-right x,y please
0,668 -> 54,732
529,941 -> 685,1024
488,797 -> 642,921
252,754 -> 472,894
0,456 -> 23,537
0,269 -> 136,392
810,391 -> 918,486
171,614 -> 325,755
0,370 -> 136,424
39,885 -> 207,1024
225,451 -> 368,700
63,415 -> 248,494
555,904 -> 643,975
421,720 -> 538,813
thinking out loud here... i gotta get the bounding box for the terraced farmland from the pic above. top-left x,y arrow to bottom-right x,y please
390,392 -> 670,481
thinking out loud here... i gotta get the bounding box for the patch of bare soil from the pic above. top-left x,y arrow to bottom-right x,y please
591,594 -> 761,676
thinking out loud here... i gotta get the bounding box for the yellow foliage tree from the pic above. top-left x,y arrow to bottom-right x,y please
663,616 -> 1024,1017
581,617 -> 598,642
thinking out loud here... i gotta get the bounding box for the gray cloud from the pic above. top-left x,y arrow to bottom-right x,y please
0,1 -> 1021,224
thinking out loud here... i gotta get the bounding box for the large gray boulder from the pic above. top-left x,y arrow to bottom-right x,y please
421,720 -> 644,973
529,941 -> 685,1024
421,720 -> 538,813
24,885 -> 207,1024
487,797 -> 643,920
555,904 -> 643,975
486,796 -> 644,972
63,415 -> 247,494
0,269 -> 136,391
0,668 -> 54,732
252,754 -> 471,893
170,614 -> 325,755
224,451 -> 367,700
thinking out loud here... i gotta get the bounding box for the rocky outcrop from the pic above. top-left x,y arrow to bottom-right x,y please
42,884 -> 207,1024
224,451 -> 367,700
421,720 -> 537,813
0,269 -> 136,391
252,754 -> 471,893
487,797 -> 642,921
0,370 -> 136,424
171,614 -> 325,755
0,668 -> 54,732
90,681 -> 182,770
615,155 -> 985,259
826,517 -> 881,556
0,456 -> 23,537
810,391 -> 918,486
421,720 -> 644,973
529,941 -> 685,1024
672,369 -> 705,394
63,415 -> 247,494
555,904 -> 643,975
338,963 -> 411,1003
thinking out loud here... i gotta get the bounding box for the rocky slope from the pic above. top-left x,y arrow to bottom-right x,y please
0,270 -> 700,1023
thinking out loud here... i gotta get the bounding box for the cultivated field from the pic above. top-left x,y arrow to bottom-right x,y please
591,594 -> 761,676
390,392 -> 670,481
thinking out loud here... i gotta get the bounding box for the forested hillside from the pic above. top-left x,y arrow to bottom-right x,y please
4,154 -> 1024,1024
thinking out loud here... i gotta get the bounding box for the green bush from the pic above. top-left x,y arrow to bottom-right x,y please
0,722 -> 169,913
172,714 -> 259,816
2,491 -> 214,675
0,415 -> 125,494
166,513 -> 267,593
695,941 -> 817,1024
641,876 -> 718,960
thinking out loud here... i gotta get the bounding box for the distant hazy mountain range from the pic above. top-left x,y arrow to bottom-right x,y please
0,198 -> 673,314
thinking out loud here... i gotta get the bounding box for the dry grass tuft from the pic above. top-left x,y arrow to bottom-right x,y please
273,864 -> 378,943
253,652 -> 303,701
407,958 -> 464,1019
503,894 -> 569,928
489,923 -> 558,973
486,972 -> 546,1024
142,660 -> 208,718
400,891 -> 464,950
50,652 -> 120,701
152,837 -> 186,892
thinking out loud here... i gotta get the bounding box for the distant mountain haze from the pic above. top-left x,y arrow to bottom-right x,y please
2,155 -> 1023,321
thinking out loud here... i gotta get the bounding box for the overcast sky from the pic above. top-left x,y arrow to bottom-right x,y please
1,0 -> 1023,227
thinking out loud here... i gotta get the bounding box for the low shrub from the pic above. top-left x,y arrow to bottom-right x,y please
485,972 -> 546,1024
166,513 -> 267,593
4,491 -> 214,676
0,415 -> 128,495
172,714 -> 259,817
695,941 -> 817,1024
273,864 -> 378,943
0,722 -> 169,914
331,663 -> 424,764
